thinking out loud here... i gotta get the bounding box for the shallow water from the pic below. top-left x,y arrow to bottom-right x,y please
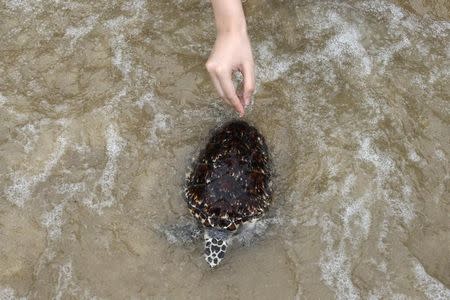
1,0 -> 449,299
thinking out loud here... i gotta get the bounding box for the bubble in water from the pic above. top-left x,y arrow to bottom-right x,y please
5,135 -> 67,207
64,15 -> 99,50
0,286 -> 17,300
319,214 -> 361,300
41,203 -> 65,241
82,124 -> 126,214
0,93 -> 7,107
54,261 -> 73,300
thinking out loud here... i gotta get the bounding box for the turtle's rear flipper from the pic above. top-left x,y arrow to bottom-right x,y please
154,217 -> 202,245
232,217 -> 279,246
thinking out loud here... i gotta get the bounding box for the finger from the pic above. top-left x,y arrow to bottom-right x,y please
241,62 -> 255,106
232,70 -> 245,107
206,62 -> 231,106
217,70 -> 245,116
237,90 -> 245,108
210,73 -> 231,105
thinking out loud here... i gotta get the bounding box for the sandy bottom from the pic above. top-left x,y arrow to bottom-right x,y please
0,0 -> 449,299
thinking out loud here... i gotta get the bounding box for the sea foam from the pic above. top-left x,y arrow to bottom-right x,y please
82,124 -> 126,214
5,135 -> 67,207
413,259 -> 450,300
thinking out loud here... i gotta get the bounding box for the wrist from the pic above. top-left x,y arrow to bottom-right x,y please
212,0 -> 247,35
217,23 -> 247,36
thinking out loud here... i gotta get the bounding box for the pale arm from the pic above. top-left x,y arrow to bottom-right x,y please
206,0 -> 255,116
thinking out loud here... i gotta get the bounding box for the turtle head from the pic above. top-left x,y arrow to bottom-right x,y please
204,228 -> 230,268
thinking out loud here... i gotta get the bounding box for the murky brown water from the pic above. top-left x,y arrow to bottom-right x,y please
1,0 -> 449,299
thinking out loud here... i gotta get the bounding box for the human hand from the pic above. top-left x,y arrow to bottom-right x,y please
206,1 -> 255,117
206,31 -> 255,117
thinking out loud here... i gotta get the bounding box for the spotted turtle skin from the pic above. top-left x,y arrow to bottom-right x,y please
185,120 -> 272,232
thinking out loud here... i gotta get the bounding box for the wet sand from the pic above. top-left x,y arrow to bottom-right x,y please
1,0 -> 449,299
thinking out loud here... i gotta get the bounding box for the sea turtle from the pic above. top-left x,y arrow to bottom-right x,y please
184,120 -> 272,267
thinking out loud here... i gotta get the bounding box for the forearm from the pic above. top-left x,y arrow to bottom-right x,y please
211,0 -> 247,35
